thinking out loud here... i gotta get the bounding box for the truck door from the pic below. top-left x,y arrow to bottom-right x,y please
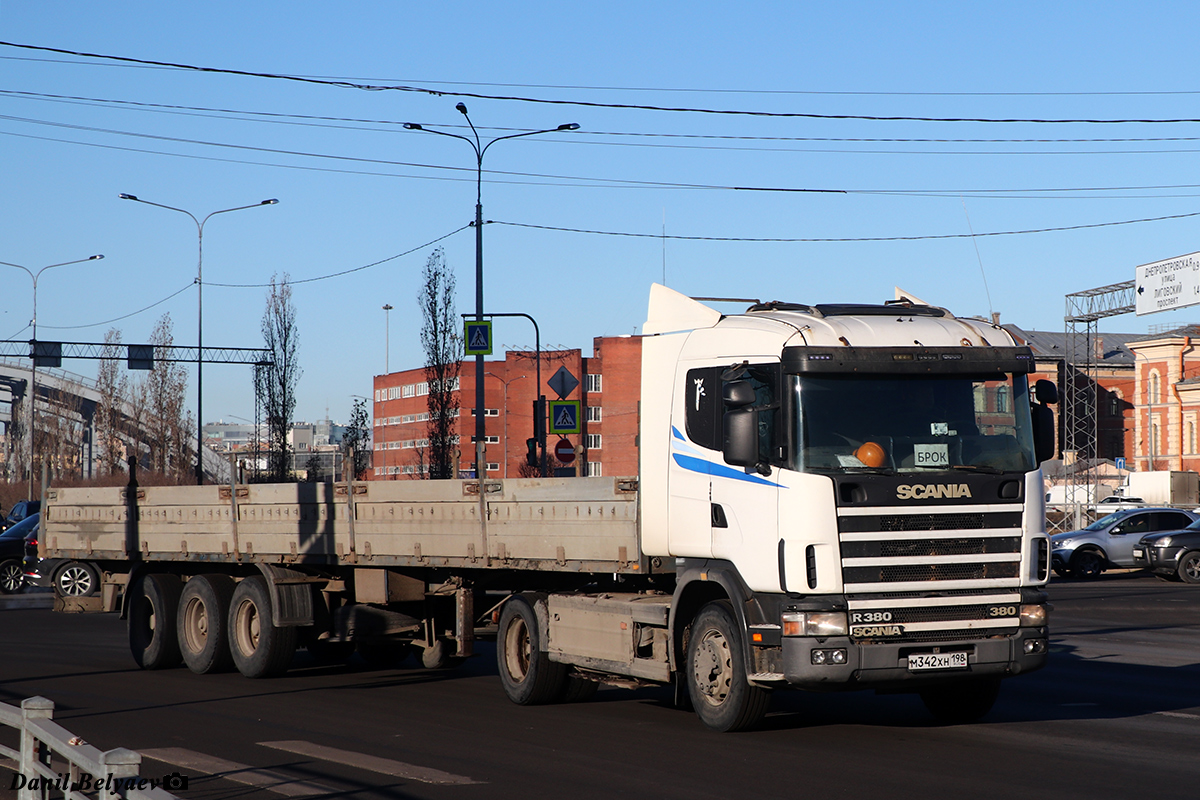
709,364 -> 781,570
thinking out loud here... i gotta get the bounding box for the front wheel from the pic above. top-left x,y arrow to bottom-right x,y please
686,600 -> 770,732
228,576 -> 297,678
0,560 -> 23,594
496,595 -> 566,705
1069,550 -> 1105,579
1177,551 -> 1200,584
920,677 -> 1002,723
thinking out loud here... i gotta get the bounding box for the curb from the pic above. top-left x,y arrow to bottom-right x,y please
0,593 -> 54,610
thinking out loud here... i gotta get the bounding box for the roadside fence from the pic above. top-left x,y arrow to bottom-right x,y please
0,696 -> 179,800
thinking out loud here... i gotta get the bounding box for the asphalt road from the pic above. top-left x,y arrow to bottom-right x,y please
1,573 -> 1198,800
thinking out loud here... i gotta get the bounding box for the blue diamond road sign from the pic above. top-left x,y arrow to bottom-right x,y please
548,400 -> 581,435
463,320 -> 493,356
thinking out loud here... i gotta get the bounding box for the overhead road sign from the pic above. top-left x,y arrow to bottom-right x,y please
464,320 -> 493,355
548,366 -> 579,400
548,400 -> 581,435
1135,251 -> 1200,315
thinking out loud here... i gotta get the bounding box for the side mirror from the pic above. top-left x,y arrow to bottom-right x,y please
723,408 -> 759,467
1031,379 -> 1058,464
724,380 -> 756,409
1035,379 -> 1059,405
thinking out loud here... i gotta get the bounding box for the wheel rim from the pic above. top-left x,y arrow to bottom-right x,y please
182,596 -> 209,654
503,616 -> 532,683
692,628 -> 733,706
1184,555 -> 1200,581
233,598 -> 260,656
0,564 -> 21,592
1077,553 -> 1101,577
58,566 -> 93,596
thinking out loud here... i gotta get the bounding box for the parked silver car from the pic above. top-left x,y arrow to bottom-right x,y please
1051,507 -> 1198,578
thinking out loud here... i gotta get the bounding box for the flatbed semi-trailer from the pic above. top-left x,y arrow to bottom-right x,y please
38,285 -> 1055,731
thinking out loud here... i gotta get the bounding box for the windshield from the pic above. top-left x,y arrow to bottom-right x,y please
792,373 -> 1036,474
1083,511 -> 1128,531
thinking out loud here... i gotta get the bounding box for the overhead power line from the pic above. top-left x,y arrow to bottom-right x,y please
492,210 -> 1200,242
6,52 -> 1200,98
6,41 -> 1200,125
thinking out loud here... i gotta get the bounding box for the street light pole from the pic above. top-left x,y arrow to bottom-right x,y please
0,254 -> 104,496
403,110 -> 578,483
382,304 -> 393,374
120,193 -> 278,484
485,372 -> 527,478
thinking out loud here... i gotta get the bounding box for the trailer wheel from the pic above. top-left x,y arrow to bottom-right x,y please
228,576 -> 296,678
128,573 -> 183,670
497,595 -> 566,705
920,677 -> 1002,723
177,575 -> 236,674
686,600 -> 770,732
54,561 -> 99,597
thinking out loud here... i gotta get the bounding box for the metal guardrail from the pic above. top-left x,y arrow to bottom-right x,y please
0,697 -> 178,800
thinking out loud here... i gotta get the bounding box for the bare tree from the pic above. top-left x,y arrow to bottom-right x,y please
139,314 -> 191,480
260,274 -> 301,482
343,397 -> 371,480
95,328 -> 129,476
419,248 -> 461,479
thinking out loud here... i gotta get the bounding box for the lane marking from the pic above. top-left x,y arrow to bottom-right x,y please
259,740 -> 481,785
140,748 -> 332,797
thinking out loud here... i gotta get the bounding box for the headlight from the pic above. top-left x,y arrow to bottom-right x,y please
1019,604 -> 1048,627
1052,539 -> 1073,550
1150,537 -> 1171,547
782,611 -> 848,637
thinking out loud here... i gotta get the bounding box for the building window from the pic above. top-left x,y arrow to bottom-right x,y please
587,462 -> 602,477
1150,371 -> 1162,405
486,462 -> 500,472
1187,415 -> 1197,455
587,434 -> 602,449
995,386 -> 1009,414
586,374 -> 602,392
471,435 -> 500,444
470,408 -> 500,417
586,406 -> 602,422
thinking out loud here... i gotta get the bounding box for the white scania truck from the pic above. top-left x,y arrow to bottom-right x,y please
39,285 -> 1054,731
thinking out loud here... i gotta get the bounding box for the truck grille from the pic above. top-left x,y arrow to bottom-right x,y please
847,591 -> 1022,645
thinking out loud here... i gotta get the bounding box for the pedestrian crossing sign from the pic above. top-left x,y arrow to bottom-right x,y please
463,320 -> 493,356
548,400 -> 581,434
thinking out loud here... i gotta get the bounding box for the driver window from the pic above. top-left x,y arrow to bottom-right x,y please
1114,515 -> 1149,536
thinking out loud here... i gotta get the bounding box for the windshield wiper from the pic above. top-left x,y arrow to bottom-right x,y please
912,463 -> 1005,474
839,466 -> 897,476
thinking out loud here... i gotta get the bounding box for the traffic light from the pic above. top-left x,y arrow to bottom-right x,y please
526,437 -> 538,468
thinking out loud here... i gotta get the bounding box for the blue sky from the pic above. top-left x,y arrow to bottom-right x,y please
4,2 -> 1200,424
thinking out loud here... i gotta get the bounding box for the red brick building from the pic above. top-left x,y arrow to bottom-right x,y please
372,336 -> 642,479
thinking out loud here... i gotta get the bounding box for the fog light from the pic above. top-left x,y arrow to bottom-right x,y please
811,649 -> 827,665
829,649 -> 847,664
1023,638 -> 1047,655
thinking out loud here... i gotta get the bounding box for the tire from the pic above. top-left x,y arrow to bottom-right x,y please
1069,550 -> 1105,579
1155,572 -> 1183,583
561,675 -> 600,703
177,575 -> 236,674
128,573 -> 183,670
55,561 -> 99,598
686,600 -> 771,732
0,560 -> 23,594
228,576 -> 297,678
1177,551 -> 1200,584
920,677 -> 1002,724
496,595 -> 567,705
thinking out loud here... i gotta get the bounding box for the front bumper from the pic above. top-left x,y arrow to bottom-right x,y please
780,626 -> 1049,689
1136,544 -> 1184,576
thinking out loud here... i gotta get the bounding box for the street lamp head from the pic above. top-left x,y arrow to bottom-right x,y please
382,304 -> 393,311
403,122 -> 423,130
261,199 -> 279,205
558,123 -> 580,131
119,193 -> 138,201
456,102 -> 469,116
89,254 -> 104,262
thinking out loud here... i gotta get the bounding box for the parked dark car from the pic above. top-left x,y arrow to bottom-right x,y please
0,514 -> 39,593
1134,519 -> 1200,583
22,514 -> 100,597
1,500 -> 41,532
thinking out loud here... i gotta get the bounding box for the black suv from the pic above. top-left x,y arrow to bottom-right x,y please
1134,519 -> 1200,583
0,500 -> 40,532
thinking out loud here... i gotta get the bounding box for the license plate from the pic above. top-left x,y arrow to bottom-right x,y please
908,652 -> 968,671
1133,548 -> 1144,558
